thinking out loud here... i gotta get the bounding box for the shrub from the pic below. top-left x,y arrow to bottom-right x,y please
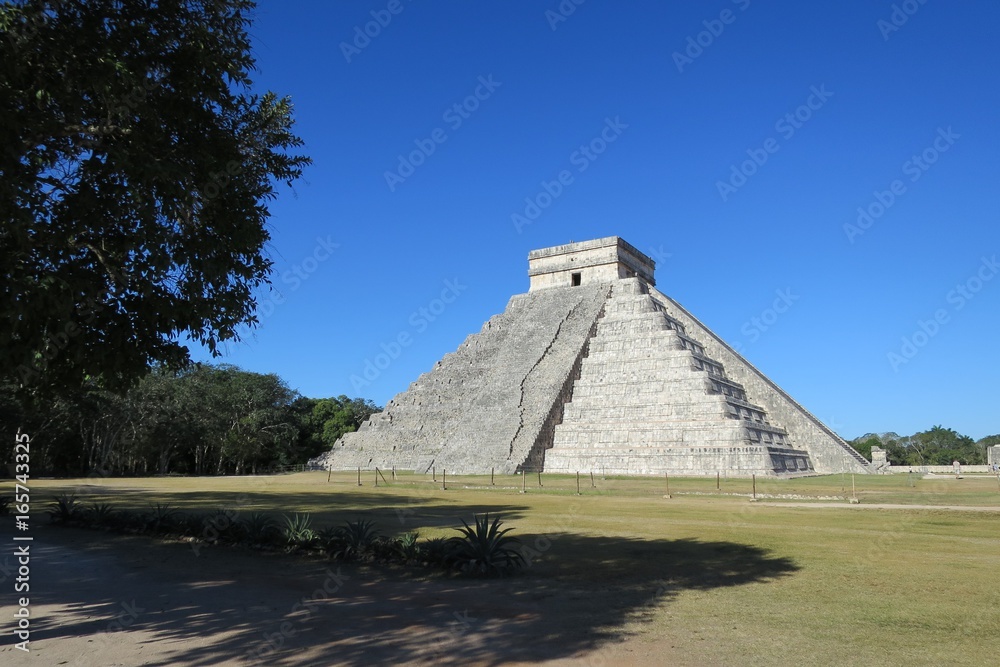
47,494 -> 82,524
420,536 -> 455,568
396,531 -> 420,562
317,525 -> 345,555
244,512 -> 279,545
145,503 -> 180,533
202,509 -> 245,544
282,513 -> 317,550
87,503 -> 116,527
369,535 -> 401,562
331,518 -> 379,561
447,513 -> 525,577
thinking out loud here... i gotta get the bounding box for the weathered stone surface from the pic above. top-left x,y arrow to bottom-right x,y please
315,283 -> 610,474
543,279 -> 816,476
311,237 -> 871,477
647,288 -> 870,474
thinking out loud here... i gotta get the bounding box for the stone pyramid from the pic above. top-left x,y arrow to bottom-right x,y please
314,237 -> 871,477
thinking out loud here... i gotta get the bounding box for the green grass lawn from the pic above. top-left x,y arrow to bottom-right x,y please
11,471 -> 1000,666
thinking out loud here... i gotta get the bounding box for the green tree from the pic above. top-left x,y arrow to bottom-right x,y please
291,394 -> 380,460
0,0 -> 310,392
911,425 -> 979,465
848,435 -> 882,461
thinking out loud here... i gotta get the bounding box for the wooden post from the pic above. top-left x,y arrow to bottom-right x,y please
491,467 -> 495,486
576,471 -> 581,495
752,474 -> 756,499
716,471 -> 720,490
591,471 -> 595,488
521,472 -> 526,494
374,467 -> 379,487
537,470 -> 542,487
665,472 -> 671,499
326,470 -> 331,483
392,466 -> 396,481
442,469 -> 447,491
357,466 -> 362,487
433,466 -> 436,482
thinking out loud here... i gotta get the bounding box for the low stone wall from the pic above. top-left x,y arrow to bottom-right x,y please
886,465 -> 993,474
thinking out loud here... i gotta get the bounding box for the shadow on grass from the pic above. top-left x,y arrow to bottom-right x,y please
20,519 -> 799,666
37,485 -> 536,535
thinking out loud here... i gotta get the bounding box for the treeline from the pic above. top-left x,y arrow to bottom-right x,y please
0,364 -> 379,476
849,426 -> 999,466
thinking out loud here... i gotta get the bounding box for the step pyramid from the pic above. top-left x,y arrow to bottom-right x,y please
313,237 -> 871,477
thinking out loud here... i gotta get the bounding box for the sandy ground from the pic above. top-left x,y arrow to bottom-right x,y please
0,523 -> 693,667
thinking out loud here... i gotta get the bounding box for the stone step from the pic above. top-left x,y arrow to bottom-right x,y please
544,443 -> 813,476
561,401 -> 731,422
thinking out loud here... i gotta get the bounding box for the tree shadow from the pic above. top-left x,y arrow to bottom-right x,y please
20,522 -> 799,666
44,484 -> 533,532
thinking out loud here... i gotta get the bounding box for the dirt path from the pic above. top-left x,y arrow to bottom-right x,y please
1,524 -> 689,667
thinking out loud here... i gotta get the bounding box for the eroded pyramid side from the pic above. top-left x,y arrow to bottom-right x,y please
313,283 -> 611,473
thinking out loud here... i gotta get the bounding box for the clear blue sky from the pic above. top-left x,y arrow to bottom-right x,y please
192,0 -> 1000,441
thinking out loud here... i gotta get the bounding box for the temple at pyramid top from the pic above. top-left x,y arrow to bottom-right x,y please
528,236 -> 656,291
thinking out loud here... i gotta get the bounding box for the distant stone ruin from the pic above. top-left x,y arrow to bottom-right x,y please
312,237 -> 871,477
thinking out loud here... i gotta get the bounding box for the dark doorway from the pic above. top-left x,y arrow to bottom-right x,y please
571,272 -> 581,286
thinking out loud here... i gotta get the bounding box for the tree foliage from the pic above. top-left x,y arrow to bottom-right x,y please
0,0 -> 310,392
850,426 -> 989,466
293,394 -> 380,457
0,364 -> 380,476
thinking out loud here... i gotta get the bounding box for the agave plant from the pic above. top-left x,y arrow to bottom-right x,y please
178,512 -> 209,537
447,514 -> 525,576
47,494 -> 82,524
317,525 -> 345,555
145,503 -> 180,533
202,509 -> 245,544
244,512 -> 279,545
282,513 -> 317,549
396,531 -> 420,561
87,503 -> 116,526
331,519 -> 379,561
420,537 -> 455,567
